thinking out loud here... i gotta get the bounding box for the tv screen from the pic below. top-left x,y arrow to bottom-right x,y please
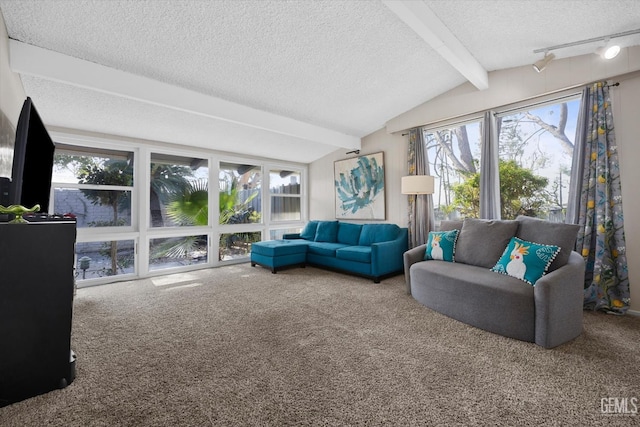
2,97 -> 55,213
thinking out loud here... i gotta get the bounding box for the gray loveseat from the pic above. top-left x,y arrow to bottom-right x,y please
403,216 -> 584,348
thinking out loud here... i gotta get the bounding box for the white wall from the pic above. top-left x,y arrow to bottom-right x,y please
0,10 -> 25,126
386,46 -> 640,133
311,50 -> 640,313
309,129 -> 407,224
612,72 -> 640,313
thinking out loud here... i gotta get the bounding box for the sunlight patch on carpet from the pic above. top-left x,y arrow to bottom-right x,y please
161,282 -> 203,291
151,272 -> 199,287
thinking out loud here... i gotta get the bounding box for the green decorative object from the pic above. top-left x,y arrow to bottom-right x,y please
0,204 -> 41,224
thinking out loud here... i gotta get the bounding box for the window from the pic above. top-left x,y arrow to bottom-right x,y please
52,148 -> 134,228
497,97 -> 580,220
269,169 -> 301,222
150,154 -> 208,228
219,162 -> 262,225
75,239 -> 135,280
54,147 -> 137,283
50,135 -> 308,285
423,120 -> 482,221
219,232 -> 261,261
270,228 -> 302,240
421,95 -> 581,223
149,235 -> 208,271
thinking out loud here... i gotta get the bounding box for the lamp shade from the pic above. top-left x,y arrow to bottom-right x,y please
401,175 -> 435,195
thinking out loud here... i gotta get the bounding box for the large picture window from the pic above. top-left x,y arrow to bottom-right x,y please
218,162 -> 263,261
423,120 -> 482,221
50,137 -> 306,285
149,235 -> 208,271
497,97 -> 581,220
150,154 -> 208,228
219,162 -> 262,225
75,239 -> 135,280
422,95 -> 581,223
53,147 -> 136,283
52,148 -> 134,228
269,169 -> 301,222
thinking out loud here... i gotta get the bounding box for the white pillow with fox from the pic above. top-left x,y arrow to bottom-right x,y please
423,230 -> 458,262
491,237 -> 560,285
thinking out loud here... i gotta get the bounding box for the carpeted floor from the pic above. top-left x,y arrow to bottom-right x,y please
1,263 -> 639,426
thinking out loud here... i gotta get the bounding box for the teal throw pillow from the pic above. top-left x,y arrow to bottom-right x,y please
424,230 -> 458,262
315,221 -> 339,242
491,237 -> 560,285
300,221 -> 319,240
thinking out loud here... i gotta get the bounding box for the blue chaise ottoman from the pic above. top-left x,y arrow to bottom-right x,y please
250,240 -> 309,273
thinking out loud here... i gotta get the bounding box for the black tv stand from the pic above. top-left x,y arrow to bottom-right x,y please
0,220 -> 77,407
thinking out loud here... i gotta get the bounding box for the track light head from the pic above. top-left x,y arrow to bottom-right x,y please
596,44 -> 621,60
595,38 -> 621,60
532,52 -> 555,73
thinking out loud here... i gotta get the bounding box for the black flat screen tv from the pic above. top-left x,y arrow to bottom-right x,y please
0,97 -> 55,213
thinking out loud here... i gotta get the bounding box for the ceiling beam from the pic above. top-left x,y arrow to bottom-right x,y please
8,40 -> 361,150
383,0 -> 489,91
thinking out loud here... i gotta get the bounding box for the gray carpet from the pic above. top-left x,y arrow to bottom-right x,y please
1,263 -> 639,426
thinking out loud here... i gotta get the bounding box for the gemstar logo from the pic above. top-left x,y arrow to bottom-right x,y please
601,397 -> 638,416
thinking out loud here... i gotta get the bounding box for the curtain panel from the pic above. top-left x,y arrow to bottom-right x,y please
573,82 -> 630,314
480,111 -> 500,219
407,128 -> 434,248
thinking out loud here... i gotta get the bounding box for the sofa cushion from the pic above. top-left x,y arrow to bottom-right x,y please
515,215 -> 580,272
410,261 -> 535,342
300,221 -> 319,240
424,230 -> 458,262
358,224 -> 400,246
307,242 -> 348,257
439,220 -> 463,231
491,237 -> 560,285
455,218 -> 519,268
337,222 -> 363,246
336,246 -> 371,263
315,221 -> 339,242
251,239 -> 309,257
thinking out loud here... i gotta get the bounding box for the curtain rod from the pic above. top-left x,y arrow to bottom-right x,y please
400,81 -> 621,136
494,92 -> 582,117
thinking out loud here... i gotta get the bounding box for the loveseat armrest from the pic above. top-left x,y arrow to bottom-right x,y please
403,244 -> 427,295
283,233 -> 302,240
533,251 -> 585,348
370,229 -> 408,282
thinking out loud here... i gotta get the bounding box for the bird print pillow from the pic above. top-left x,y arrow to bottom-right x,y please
491,237 -> 560,285
424,230 -> 459,262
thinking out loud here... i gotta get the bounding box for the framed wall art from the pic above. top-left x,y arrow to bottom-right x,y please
334,151 -> 385,220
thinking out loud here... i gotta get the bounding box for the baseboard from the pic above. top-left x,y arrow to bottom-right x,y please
626,309 -> 640,317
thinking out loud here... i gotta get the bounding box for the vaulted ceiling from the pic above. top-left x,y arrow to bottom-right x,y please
1,1 -> 639,163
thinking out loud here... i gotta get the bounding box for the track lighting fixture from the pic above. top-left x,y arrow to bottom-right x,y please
532,28 -> 640,68
532,52 -> 555,73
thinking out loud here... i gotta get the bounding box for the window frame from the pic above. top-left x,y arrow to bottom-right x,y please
268,167 -> 302,224
420,90 -> 583,223
49,132 -> 308,284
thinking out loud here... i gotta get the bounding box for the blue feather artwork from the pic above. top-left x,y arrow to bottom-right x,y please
334,152 -> 385,219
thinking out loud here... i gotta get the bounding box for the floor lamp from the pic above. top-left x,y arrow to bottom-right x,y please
401,175 -> 435,247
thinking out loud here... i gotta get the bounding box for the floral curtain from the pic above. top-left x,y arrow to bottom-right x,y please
574,82 -> 630,314
407,128 -> 434,248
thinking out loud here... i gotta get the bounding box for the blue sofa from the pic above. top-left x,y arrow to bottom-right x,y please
252,220 -> 408,283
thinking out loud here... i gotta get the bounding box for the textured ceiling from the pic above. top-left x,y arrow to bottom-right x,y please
1,0 -> 640,163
